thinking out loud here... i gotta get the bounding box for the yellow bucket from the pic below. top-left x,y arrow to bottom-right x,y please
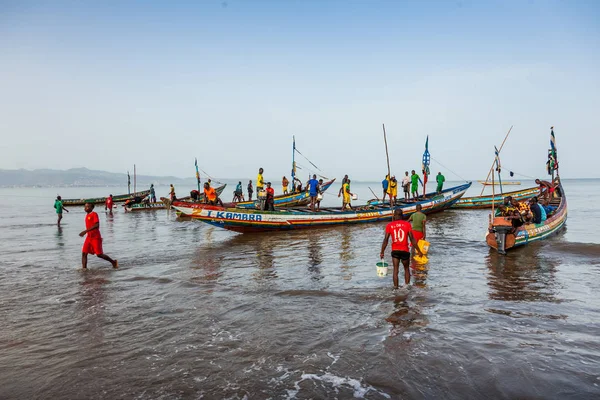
417,239 -> 430,255
414,254 -> 429,264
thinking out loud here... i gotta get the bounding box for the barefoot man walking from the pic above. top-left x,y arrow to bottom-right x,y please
80,203 -> 118,269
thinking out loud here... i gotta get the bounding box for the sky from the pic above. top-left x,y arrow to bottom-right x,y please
1,0 -> 599,182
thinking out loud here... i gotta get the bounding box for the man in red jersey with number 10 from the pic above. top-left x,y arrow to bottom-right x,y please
380,208 -> 423,288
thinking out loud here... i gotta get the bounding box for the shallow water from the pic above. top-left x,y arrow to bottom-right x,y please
0,180 -> 599,399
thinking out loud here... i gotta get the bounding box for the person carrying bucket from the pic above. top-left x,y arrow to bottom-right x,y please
380,208 -> 423,288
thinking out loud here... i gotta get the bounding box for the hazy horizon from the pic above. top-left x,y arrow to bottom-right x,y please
1,1 -> 598,181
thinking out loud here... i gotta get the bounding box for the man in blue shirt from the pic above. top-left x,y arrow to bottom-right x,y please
382,175 -> 389,203
308,174 -> 320,212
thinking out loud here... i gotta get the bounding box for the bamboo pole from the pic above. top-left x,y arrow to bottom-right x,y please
480,125 -> 513,196
382,124 -> 393,206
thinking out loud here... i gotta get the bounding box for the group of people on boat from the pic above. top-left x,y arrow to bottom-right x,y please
382,171 -> 445,205
494,178 -> 559,230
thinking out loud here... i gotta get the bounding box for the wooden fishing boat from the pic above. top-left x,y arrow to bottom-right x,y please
234,179 -> 336,209
62,189 -> 151,206
124,201 -> 169,212
160,184 -> 227,208
172,182 -> 471,233
451,186 -> 538,210
478,181 -> 521,186
486,127 -> 565,254
486,180 -> 566,254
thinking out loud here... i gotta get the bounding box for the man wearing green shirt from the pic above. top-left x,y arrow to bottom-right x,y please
409,204 -> 426,243
54,195 -> 69,226
410,170 -> 422,200
436,172 -> 445,193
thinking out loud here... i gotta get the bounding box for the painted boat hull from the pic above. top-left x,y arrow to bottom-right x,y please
451,186 -> 538,210
172,183 -> 471,233
62,190 -> 151,206
486,183 -> 566,254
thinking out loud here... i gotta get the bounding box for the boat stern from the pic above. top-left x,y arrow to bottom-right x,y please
486,217 -> 516,254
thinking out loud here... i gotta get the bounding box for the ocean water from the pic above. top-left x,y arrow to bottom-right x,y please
0,179 -> 599,399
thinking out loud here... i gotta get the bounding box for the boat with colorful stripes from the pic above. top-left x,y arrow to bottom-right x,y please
451,186 -> 538,209
486,127 -> 566,254
172,182 -> 471,233
235,179 -> 336,209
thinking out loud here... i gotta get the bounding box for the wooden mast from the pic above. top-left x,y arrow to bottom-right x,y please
480,126 -> 513,196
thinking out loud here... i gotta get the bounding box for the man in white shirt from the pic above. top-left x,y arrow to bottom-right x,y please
402,171 -> 410,201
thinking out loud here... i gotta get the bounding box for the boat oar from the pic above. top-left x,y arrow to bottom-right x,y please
368,187 -> 380,201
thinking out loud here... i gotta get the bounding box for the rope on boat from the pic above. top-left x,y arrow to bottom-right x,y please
195,166 -> 224,185
430,157 -> 469,182
504,169 -> 536,180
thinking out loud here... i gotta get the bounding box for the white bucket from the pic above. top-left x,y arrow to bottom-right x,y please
351,194 -> 358,201
376,261 -> 388,276
317,193 -> 323,201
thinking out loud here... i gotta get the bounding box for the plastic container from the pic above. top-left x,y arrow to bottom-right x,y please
414,254 -> 429,264
376,261 -> 388,276
417,239 -> 430,255
317,193 -> 323,201
351,194 -> 358,201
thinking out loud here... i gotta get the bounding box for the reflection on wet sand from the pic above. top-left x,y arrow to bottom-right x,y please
339,228 -> 355,280
78,271 -> 110,342
253,237 -> 277,282
385,290 -> 429,338
485,244 -> 559,302
307,235 -> 323,281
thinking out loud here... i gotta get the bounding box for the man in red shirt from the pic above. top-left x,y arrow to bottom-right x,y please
264,182 -> 275,211
79,203 -> 118,269
380,209 -> 423,287
105,194 -> 114,215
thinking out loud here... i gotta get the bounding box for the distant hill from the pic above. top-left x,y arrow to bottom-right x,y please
0,167 -> 198,187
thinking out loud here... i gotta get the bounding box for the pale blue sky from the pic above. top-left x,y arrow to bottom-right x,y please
1,0 -> 598,181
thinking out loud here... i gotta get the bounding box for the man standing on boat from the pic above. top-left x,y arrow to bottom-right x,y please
410,170 -> 423,200
54,195 -> 69,226
264,182 -> 275,211
80,203 -> 118,270
169,184 -> 176,201
382,175 -> 390,203
535,179 -> 555,201
247,180 -> 254,201
282,176 -> 289,195
402,171 -> 410,201
339,179 -> 354,210
308,174 -> 320,212
436,172 -> 445,194
390,176 -> 398,206
105,194 -> 114,215
256,168 -> 265,195
380,209 -> 423,288
150,184 -> 157,202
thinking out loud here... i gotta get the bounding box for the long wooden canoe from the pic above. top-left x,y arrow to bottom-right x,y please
451,186 -> 538,210
486,181 -> 566,254
159,184 -> 227,209
233,179 -> 336,209
172,182 -> 471,233
62,190 -> 151,206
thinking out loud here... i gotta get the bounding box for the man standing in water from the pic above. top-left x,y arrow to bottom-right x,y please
380,209 -> 423,288
436,172 -> 445,193
105,194 -> 114,215
409,204 -> 426,243
54,195 -> 69,226
79,203 -> 118,269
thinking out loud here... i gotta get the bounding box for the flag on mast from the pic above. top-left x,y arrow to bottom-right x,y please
127,171 -> 131,194
195,158 -> 201,192
422,136 -> 431,193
